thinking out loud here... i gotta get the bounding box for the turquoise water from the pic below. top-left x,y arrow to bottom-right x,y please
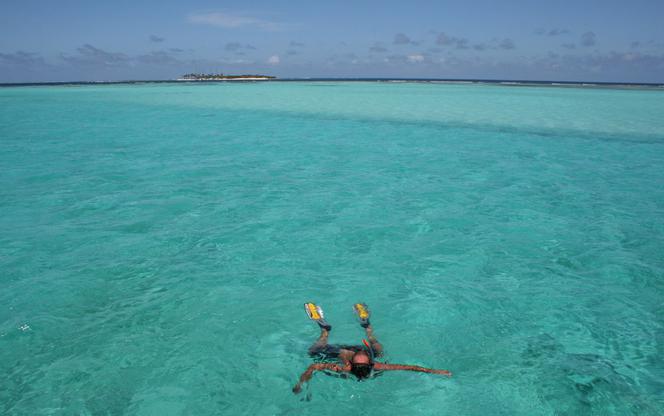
1,82 -> 663,415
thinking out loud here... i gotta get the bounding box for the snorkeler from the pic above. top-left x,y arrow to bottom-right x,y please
293,303 -> 451,393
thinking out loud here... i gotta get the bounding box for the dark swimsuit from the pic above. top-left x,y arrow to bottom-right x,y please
310,344 -> 365,360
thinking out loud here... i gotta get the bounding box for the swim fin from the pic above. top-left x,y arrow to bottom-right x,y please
353,303 -> 371,328
304,302 -> 331,330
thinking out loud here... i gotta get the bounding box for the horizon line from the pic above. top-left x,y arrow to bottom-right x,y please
2,77 -> 664,90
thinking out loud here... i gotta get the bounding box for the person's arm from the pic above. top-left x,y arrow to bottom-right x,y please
292,363 -> 347,394
373,363 -> 452,376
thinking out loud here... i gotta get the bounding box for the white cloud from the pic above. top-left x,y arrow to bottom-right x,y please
187,12 -> 284,31
408,54 -> 425,63
219,58 -> 256,65
622,53 -> 637,62
267,55 -> 280,65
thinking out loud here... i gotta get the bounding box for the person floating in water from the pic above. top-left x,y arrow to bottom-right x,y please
293,303 -> 452,394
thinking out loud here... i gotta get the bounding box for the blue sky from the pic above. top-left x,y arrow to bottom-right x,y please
1,0 -> 663,82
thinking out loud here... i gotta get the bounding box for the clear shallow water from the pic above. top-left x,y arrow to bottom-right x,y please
1,82 -> 663,415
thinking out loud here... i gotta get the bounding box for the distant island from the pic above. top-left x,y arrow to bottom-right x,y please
177,73 -> 275,81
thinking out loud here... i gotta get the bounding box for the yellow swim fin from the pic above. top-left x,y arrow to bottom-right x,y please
304,302 -> 331,330
353,303 -> 371,328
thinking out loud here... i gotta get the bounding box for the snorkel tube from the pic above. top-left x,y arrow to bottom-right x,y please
362,339 -> 375,361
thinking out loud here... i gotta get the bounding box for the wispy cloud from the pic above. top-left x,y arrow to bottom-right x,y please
384,54 -> 408,64
289,41 -> 304,47
225,42 -> 242,51
218,57 -> 256,65
149,35 -> 165,43
224,42 -> 257,56
549,28 -> 570,36
535,28 -> 570,36
628,40 -> 663,50
60,44 -> 130,67
0,51 -> 47,67
393,33 -> 418,45
468,38 -> 516,52
436,33 -> 469,49
188,12 -> 286,31
382,53 -> 430,64
325,53 -> 361,65
407,54 -> 425,63
267,55 -> 280,65
57,44 -> 263,70
499,38 -> 516,50
137,50 -> 182,65
581,32 -> 597,47
530,50 -> 664,76
369,42 -> 388,53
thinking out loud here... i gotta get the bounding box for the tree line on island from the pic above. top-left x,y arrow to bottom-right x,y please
180,73 -> 275,80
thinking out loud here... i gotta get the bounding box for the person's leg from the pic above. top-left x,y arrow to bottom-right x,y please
354,303 -> 383,357
305,303 -> 333,356
308,327 -> 331,356
363,324 -> 383,357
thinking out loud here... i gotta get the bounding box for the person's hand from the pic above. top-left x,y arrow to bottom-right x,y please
292,384 -> 302,394
434,369 -> 452,376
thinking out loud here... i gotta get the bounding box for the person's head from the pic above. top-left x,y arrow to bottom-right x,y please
349,351 -> 373,379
